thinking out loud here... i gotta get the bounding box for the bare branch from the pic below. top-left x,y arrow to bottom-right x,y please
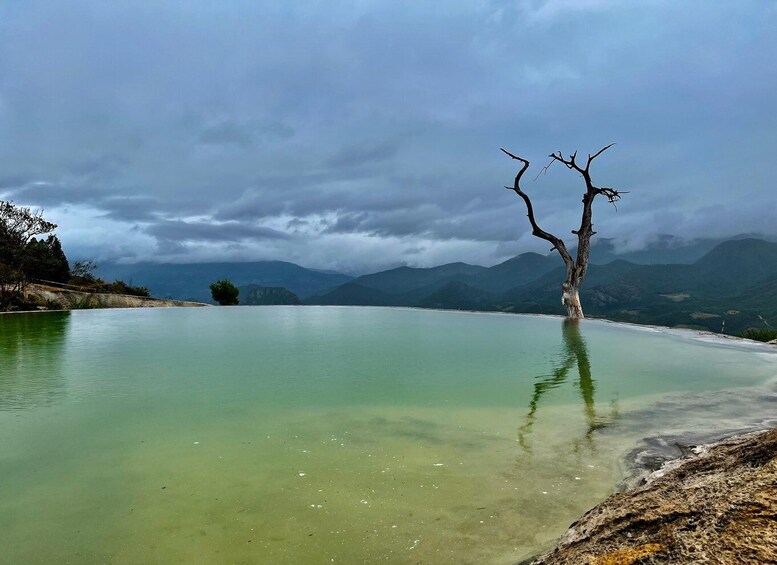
500,147 -> 528,165
549,151 -> 584,174
586,143 -> 616,170
501,149 -> 574,270
500,148 -> 531,192
532,157 -> 556,181
592,186 -> 628,206
501,144 -> 625,319
502,144 -> 626,318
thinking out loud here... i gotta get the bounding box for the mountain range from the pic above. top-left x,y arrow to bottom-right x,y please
308,238 -> 777,335
96,260 -> 352,303
95,235 -> 777,334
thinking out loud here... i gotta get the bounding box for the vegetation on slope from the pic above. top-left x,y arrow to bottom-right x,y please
210,279 -> 240,305
737,328 -> 777,342
0,201 -> 149,311
310,238 -> 777,336
239,285 -> 301,305
96,260 -> 352,303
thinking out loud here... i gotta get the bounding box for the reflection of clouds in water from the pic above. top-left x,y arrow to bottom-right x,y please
518,319 -> 619,453
0,312 -> 70,410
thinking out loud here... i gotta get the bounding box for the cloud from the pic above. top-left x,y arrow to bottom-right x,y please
198,122 -> 253,148
5,182 -> 106,208
519,0 -> 615,23
145,220 -> 290,244
99,197 -> 160,222
326,139 -> 400,168
195,119 -> 294,148
0,0 -> 775,272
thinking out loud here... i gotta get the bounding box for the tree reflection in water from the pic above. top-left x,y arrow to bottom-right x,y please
518,319 -> 618,452
0,312 -> 70,410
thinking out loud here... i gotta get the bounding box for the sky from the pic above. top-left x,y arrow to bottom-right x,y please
1,1 -> 776,273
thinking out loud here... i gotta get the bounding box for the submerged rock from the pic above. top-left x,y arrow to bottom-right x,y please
532,428 -> 777,564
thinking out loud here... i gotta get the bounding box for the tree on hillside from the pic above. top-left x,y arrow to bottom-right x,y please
0,201 -> 59,308
0,201 -> 57,247
210,279 -> 239,305
67,259 -> 150,297
501,145 -> 625,318
70,259 -> 98,282
24,235 -> 70,283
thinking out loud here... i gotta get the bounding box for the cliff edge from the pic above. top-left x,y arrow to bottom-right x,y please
531,428 -> 777,564
24,283 -> 208,310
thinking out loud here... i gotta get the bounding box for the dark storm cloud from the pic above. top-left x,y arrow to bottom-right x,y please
326,140 -> 400,168
145,219 -> 289,244
1,0 -> 775,270
195,119 -> 295,148
0,175 -> 32,190
286,218 -> 308,230
99,197 -> 160,222
5,182 -> 106,208
4,182 -> 159,222
65,154 -> 129,179
198,122 -> 254,148
325,204 -> 525,243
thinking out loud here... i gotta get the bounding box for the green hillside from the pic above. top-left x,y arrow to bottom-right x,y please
471,252 -> 559,292
312,282 -> 402,306
239,285 -> 302,305
309,239 -> 777,335
418,281 -> 496,311
353,262 -> 485,294
97,261 -> 352,302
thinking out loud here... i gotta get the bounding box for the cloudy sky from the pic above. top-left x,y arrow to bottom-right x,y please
1,1 -> 775,273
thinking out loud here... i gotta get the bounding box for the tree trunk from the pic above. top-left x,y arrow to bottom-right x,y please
562,281 -> 584,319
501,146 -> 622,322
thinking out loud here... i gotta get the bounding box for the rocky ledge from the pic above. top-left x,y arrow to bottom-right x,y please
25,283 -> 208,310
531,428 -> 777,564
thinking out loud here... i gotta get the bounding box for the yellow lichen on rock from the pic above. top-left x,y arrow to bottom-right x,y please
532,429 -> 777,564
589,543 -> 665,565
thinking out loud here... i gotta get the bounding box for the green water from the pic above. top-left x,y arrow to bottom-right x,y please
1,307 -> 775,564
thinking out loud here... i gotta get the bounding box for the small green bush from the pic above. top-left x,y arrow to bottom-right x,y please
737,327 -> 777,342
210,279 -> 239,305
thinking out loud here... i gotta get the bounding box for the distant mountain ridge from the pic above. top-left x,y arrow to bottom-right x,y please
239,285 -> 301,305
95,235 -> 777,334
96,260 -> 352,303
584,233 -> 777,265
308,238 -> 777,335
310,252 -> 560,306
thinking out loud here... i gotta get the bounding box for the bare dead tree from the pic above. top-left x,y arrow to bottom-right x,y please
501,145 -> 624,319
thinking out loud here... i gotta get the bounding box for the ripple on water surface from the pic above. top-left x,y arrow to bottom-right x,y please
1,307 -> 775,563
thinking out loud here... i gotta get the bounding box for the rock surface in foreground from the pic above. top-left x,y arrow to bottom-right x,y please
533,428 -> 777,564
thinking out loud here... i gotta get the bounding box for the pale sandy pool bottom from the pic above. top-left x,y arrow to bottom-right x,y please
4,402 -> 642,564
2,307 -> 776,564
